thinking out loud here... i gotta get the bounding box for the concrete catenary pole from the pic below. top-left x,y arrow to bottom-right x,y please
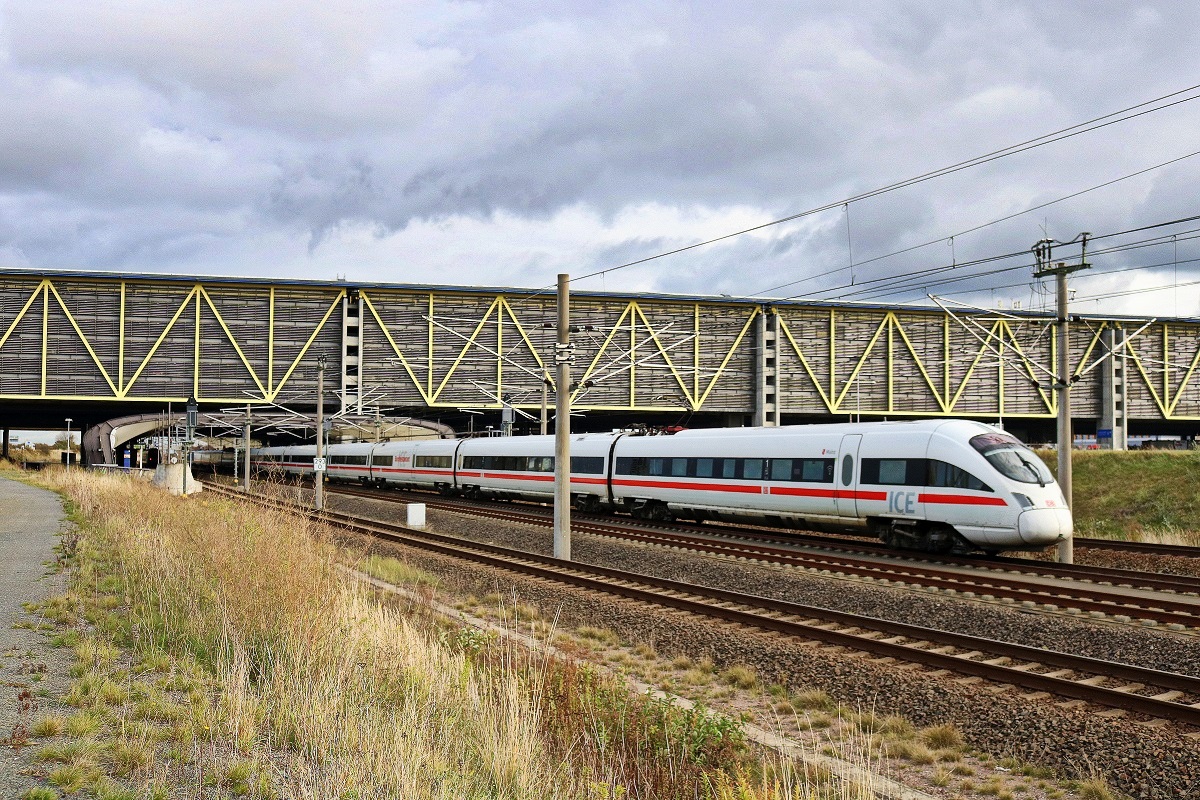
553,273 -> 572,560
541,372 -> 549,436
1034,235 -> 1089,565
1054,268 -> 1073,564
243,404 -> 252,492
315,356 -> 326,512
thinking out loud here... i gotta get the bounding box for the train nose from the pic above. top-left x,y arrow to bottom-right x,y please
1017,507 -> 1073,545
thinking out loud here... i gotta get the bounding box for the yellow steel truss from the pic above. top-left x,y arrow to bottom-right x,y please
779,310 -> 1057,419
0,277 -> 343,403
2,274 -> 1200,420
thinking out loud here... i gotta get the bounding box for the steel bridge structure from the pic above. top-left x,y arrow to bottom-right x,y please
2,268 -> 1199,449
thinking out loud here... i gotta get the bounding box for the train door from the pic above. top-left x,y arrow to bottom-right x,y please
835,434 -> 862,518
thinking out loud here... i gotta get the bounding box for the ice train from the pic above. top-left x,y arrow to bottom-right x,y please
250,419 -> 1071,554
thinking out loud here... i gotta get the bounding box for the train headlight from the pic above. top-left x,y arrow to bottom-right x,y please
1013,493 -> 1034,509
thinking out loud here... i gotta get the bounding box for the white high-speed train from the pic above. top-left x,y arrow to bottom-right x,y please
251,419 -> 1071,554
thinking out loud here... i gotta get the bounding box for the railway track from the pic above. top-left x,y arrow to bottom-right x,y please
1075,536 -> 1200,559
325,484 -> 1200,630
207,482 -> 1200,729
237,472 -> 1200,561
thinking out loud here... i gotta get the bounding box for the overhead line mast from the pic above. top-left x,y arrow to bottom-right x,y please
1033,234 -> 1091,566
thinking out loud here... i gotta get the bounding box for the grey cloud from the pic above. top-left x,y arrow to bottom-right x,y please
1,0 -> 1200,314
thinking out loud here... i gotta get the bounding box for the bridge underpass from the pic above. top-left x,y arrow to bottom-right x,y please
2,267 -> 1199,463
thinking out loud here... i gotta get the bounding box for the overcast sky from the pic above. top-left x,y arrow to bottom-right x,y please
2,1 -> 1199,317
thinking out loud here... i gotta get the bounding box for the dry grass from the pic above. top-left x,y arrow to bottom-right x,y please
21,468 -> 865,799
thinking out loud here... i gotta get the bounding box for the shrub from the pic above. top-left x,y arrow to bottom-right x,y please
921,722 -> 964,749
719,665 -> 758,690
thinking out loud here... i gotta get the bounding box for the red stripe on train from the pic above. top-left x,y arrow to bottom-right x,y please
917,493 -> 1008,506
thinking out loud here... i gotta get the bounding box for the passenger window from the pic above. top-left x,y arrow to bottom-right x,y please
670,458 -> 687,477
722,459 -> 737,479
743,459 -> 763,480
649,458 -> 665,476
877,459 -> 908,485
696,458 -> 714,478
770,459 -> 792,481
799,459 -> 833,483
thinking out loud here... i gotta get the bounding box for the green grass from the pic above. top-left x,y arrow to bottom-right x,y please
22,789 -> 60,800
1040,449 -> 1200,543
359,554 -> 441,588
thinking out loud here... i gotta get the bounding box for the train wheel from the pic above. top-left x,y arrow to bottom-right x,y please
647,502 -> 675,523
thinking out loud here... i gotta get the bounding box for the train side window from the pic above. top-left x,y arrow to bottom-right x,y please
770,459 -> 792,481
721,459 -> 737,479
797,458 -> 834,483
743,458 -> 763,480
372,455 -> 392,466
570,456 -> 603,474
862,458 -> 928,485
928,460 -> 992,491
840,454 -> 854,487
618,457 -> 647,476
670,458 -> 688,477
879,459 -> 907,484
696,458 -> 714,478
648,458 -> 665,476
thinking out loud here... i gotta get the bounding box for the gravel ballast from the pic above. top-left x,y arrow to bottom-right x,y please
333,492 -> 1200,800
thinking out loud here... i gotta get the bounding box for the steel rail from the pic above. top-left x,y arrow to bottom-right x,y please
328,483 -> 1200,595
208,483 -> 1200,728
1076,537 -> 1200,559
326,485 -> 1200,627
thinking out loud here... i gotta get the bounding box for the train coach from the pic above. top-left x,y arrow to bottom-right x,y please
251,419 -> 1071,554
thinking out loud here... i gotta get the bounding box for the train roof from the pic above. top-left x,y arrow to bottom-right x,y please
671,419 -> 1001,440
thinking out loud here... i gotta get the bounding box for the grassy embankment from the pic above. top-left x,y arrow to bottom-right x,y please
1038,449 -> 1200,545
11,467 -> 848,799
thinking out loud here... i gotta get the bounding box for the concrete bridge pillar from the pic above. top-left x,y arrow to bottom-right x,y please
754,307 -> 781,427
1097,327 -> 1128,451
342,292 -> 362,413
2,428 -> 9,459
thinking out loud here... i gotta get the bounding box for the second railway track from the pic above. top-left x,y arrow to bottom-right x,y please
326,483 -> 1200,630
209,483 -> 1200,730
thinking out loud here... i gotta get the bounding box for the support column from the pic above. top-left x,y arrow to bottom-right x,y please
2,428 -> 9,460
1097,327 -> 1128,451
341,291 -> 361,414
754,307 -> 781,427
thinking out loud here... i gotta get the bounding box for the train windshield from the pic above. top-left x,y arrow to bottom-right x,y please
969,433 -> 1053,486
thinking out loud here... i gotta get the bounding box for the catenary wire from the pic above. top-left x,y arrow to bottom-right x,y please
557,83 -> 1200,290
746,147 -> 1200,300
790,218 -> 1200,304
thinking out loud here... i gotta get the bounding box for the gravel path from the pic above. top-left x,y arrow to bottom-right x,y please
0,476 -> 72,800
